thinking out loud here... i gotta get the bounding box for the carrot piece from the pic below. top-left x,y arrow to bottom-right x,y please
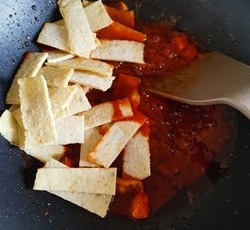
183,45 -> 198,59
98,123 -> 112,135
113,74 -> 141,108
97,22 -> 146,43
171,34 -> 188,51
106,6 -> 135,28
118,1 -> 129,11
116,177 -> 144,194
105,0 -> 129,11
130,192 -> 150,219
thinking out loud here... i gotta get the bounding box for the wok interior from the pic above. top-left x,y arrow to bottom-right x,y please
0,0 -> 250,229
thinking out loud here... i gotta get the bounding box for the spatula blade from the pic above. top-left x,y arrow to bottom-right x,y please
148,52 -> 250,105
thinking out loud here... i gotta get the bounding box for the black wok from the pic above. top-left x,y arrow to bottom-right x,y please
0,0 -> 250,229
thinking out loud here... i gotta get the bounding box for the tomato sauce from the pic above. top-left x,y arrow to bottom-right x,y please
60,22 -> 236,218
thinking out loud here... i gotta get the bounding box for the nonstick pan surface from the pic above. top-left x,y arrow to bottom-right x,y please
0,1 -> 250,229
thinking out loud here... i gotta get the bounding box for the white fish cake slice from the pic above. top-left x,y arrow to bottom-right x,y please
44,158 -> 112,218
46,57 -> 113,77
37,23 -> 70,52
47,50 -> 75,63
11,108 -> 26,148
80,98 -> 133,130
56,192 -> 112,218
90,40 -> 145,64
84,0 -> 113,32
58,0 -> 96,54
39,66 -> 73,88
70,70 -> 115,91
24,145 -> 65,163
123,130 -> 151,180
18,75 -> 57,148
53,115 -> 85,145
0,110 -> 18,145
37,23 -> 90,58
44,158 -> 66,168
88,116 -> 147,168
8,105 -> 19,112
79,127 -> 103,167
54,85 -> 91,120
49,85 -> 79,117
6,52 -> 48,105
33,167 -> 117,195
11,108 -> 24,129
82,0 -> 92,7
81,85 -> 91,94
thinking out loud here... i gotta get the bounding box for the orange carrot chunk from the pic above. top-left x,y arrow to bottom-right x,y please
116,177 -> 144,194
130,192 -> 150,219
106,6 -> 135,28
117,1 -> 129,11
97,22 -> 146,43
113,74 -> 141,108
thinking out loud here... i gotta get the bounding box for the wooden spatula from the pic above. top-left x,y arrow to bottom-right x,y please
148,52 -> 250,119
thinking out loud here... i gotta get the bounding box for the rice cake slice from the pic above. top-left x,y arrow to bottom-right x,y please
84,0 -> 113,32
44,158 -> 112,218
88,114 -> 147,168
46,57 -> 113,77
54,115 -> 85,145
80,98 -> 133,130
47,50 -> 75,63
18,75 -> 57,148
0,110 -> 18,145
39,66 -> 73,88
123,127 -> 151,180
58,0 -> 96,54
70,70 -> 115,91
33,167 -> 117,195
90,40 -> 145,64
79,127 -> 103,167
6,52 -> 48,105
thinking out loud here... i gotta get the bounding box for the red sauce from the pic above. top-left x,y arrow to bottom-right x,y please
61,22 -> 236,218
109,23 -> 235,217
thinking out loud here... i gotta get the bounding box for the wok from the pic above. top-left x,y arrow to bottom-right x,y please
0,0 -> 250,229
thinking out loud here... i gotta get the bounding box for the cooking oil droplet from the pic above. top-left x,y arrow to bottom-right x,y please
9,14 -> 13,18
17,23 -> 20,27
31,5 -> 36,10
12,59 -> 16,64
34,16 -> 39,22
207,36 -> 212,44
24,41 -> 30,47
233,41 -> 238,47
